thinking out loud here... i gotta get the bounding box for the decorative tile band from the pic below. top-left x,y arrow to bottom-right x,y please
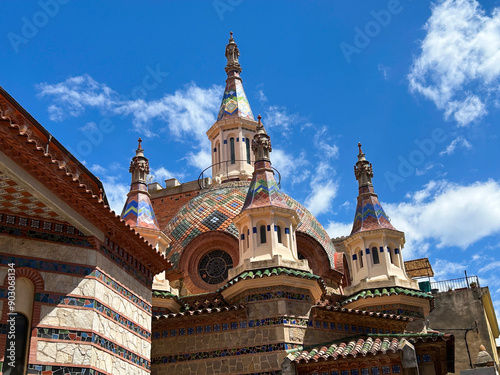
313,366 -> 402,375
0,219 -> 92,248
0,254 -> 93,277
94,269 -> 151,313
152,342 -> 300,364
36,293 -> 151,340
0,256 -> 151,314
27,364 -> 107,375
100,245 -> 152,287
243,290 -> 311,303
37,328 -> 150,370
153,317 -> 399,339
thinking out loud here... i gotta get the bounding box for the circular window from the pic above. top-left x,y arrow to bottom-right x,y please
198,250 -> 233,285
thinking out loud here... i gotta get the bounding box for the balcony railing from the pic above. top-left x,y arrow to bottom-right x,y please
429,275 -> 480,293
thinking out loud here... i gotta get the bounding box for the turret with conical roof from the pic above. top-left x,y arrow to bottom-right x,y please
121,138 -> 169,254
207,32 -> 259,184
351,143 -> 396,235
223,116 -> 324,307
341,144 -> 432,331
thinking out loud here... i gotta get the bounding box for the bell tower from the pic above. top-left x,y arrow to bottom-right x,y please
206,32 -> 259,184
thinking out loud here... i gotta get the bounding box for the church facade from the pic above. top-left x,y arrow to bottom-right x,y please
0,34 -> 458,375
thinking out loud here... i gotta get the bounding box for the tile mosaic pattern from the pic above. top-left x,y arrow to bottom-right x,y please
351,185 -> 396,235
152,342 -> 300,364
217,76 -> 254,121
0,213 -> 92,247
37,328 -> 150,369
0,255 -> 151,313
36,293 -> 151,339
26,365 -> 107,375
163,181 -> 337,269
292,336 -> 400,363
292,333 -> 450,364
122,182 -> 160,230
0,170 -> 66,221
1,254 -> 94,277
343,287 -> 433,305
241,161 -> 290,211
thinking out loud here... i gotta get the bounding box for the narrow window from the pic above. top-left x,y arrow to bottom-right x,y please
372,247 -> 380,264
246,138 -> 251,164
260,225 -> 266,244
388,247 -> 394,264
230,138 -> 235,164
277,226 -> 282,243
359,250 -> 364,268
3,312 -> 29,374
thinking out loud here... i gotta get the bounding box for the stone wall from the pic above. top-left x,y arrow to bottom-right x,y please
427,287 -> 499,373
0,236 -> 153,375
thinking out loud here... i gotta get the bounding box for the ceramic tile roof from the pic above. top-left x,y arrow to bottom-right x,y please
241,162 -> 290,211
343,287 -> 433,305
218,267 -> 326,293
290,333 -> 450,363
313,304 -> 412,321
154,304 -> 245,320
162,181 -> 337,269
122,182 -> 160,230
351,185 -> 396,235
217,76 -> 254,121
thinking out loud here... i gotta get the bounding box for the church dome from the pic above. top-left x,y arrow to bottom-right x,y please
163,180 -> 336,269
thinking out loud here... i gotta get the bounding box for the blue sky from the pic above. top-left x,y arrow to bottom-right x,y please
2,0 -> 500,332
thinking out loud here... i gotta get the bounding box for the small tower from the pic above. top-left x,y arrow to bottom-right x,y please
231,116 -> 303,271
206,32 -> 259,183
342,144 -> 433,328
122,138 -> 169,254
223,117 -> 324,309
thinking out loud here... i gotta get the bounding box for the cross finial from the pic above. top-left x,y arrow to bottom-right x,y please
138,137 -> 142,149
358,142 -> 362,155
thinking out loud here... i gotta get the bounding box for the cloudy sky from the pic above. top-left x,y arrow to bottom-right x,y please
2,0 -> 500,335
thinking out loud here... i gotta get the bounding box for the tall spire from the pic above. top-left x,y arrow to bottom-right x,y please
351,143 -> 395,235
217,32 -> 254,121
121,138 -> 160,231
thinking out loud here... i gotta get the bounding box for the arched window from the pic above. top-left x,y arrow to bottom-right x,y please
230,138 -> 235,164
260,225 -> 266,244
3,312 -> 29,374
388,247 -> 394,264
277,226 -> 282,244
359,250 -> 364,268
246,138 -> 251,164
372,247 -> 380,265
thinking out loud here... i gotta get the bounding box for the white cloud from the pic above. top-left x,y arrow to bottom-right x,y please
150,166 -> 181,184
385,179 -> 500,257
305,162 -> 338,217
479,261 -> 500,274
37,75 -> 222,141
378,64 -> 390,80
265,105 -> 301,131
271,149 -> 309,184
101,175 -> 130,214
314,126 -> 339,159
439,136 -> 472,156
432,259 -> 466,280
408,0 -> 500,126
89,164 -> 107,175
185,148 -> 213,172
257,89 -> 268,103
325,221 -> 352,239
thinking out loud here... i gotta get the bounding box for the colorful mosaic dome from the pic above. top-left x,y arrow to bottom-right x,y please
163,181 -> 336,268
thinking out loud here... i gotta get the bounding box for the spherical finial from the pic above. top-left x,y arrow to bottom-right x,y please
138,137 -> 142,149
258,114 -> 262,123
358,142 -> 363,155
